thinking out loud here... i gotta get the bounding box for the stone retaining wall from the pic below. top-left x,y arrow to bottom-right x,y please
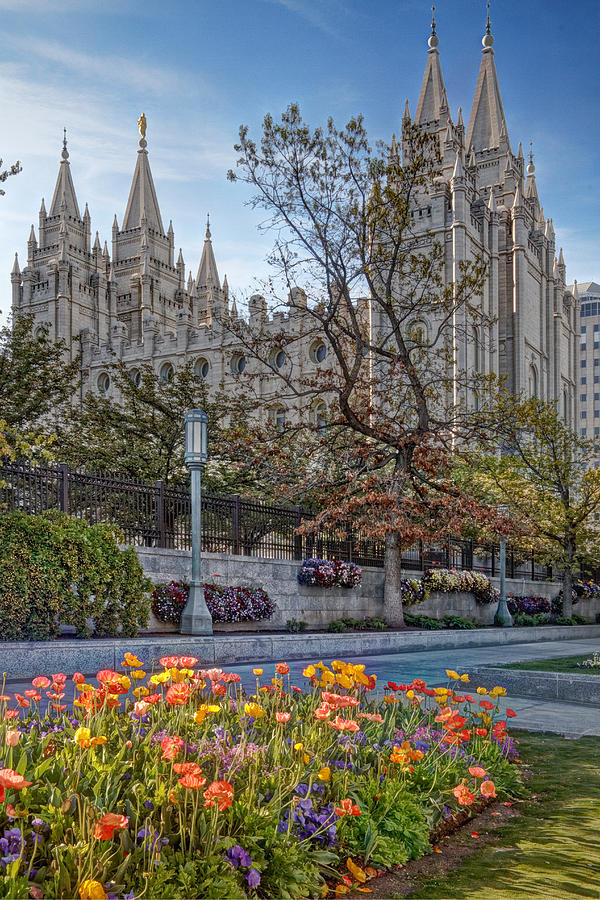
136,547 -> 599,630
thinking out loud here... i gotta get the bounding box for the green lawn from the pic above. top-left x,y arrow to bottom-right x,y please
408,731 -> 600,899
500,655 -> 600,674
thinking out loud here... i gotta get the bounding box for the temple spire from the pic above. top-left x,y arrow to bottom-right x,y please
122,115 -> 165,233
525,141 -> 539,202
196,214 -> 220,288
465,6 -> 509,152
49,128 -> 81,219
414,7 -> 450,126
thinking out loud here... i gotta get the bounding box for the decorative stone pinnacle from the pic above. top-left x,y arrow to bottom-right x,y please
428,4 -> 439,48
206,213 -> 211,240
483,0 -> 494,48
62,127 -> 69,160
527,140 -> 535,175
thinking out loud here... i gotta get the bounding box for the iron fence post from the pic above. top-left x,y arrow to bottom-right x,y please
58,462 -> 70,515
156,480 -> 166,548
294,507 -> 303,560
232,494 -> 241,555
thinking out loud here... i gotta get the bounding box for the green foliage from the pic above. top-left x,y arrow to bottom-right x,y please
0,511 -> 151,640
327,616 -> 390,632
285,619 -> 307,633
339,781 -> 430,868
404,613 -> 477,631
141,854 -> 247,900
0,316 -> 78,461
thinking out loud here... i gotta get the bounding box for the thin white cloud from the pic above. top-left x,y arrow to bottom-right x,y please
261,0 -> 352,38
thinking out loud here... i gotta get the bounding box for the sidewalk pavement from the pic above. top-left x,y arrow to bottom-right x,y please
6,635 -> 600,737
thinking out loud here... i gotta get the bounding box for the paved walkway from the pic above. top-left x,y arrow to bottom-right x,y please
7,636 -> 600,738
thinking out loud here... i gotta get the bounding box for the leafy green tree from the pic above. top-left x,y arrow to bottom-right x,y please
226,105 -> 497,624
467,398 -> 600,616
0,315 -> 78,461
58,359 -> 264,492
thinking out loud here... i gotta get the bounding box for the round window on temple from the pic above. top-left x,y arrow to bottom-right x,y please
195,357 -> 210,379
310,341 -> 327,364
97,372 -> 110,394
275,349 -> 286,368
231,353 -> 247,375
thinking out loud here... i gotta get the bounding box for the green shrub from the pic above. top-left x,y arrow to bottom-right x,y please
441,614 -> 477,630
404,613 -> 477,630
0,510 -> 151,641
327,619 -> 347,633
285,618 -> 307,633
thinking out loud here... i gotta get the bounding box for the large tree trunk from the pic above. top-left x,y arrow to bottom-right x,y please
562,551 -> 574,618
383,531 -> 405,627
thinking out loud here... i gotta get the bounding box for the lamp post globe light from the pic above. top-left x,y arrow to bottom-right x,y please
495,504 -> 513,627
180,409 -> 213,635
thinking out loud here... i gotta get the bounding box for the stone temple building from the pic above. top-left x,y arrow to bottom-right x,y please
10,12 -> 579,427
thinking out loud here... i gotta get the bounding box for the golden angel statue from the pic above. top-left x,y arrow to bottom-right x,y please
138,113 -> 147,139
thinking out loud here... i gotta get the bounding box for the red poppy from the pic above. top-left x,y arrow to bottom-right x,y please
203,780 -> 234,811
72,672 -> 86,684
14,694 -> 30,709
4,710 -> 19,720
145,693 -> 162,705
222,673 -> 242,684
386,682 -> 399,691
275,662 -> 290,675
51,673 -> 67,684
161,735 -> 184,760
24,690 -> 41,700
31,677 -> 50,690
213,684 -> 226,697
453,784 -> 475,806
481,780 -> 497,798
165,684 -> 190,706
479,700 -> 495,711
179,773 -> 207,789
93,812 -> 129,840
173,762 -> 203,776
291,686 -> 303,694
178,656 -> 198,668
0,768 -> 32,803
159,656 -> 180,668
506,708 -> 517,718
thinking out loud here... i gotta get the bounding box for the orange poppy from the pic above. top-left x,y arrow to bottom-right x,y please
31,677 -> 50,689
173,762 -> 203,776
179,773 -> 207,789
452,784 -> 475,806
161,735 -> 184,760
481,780 -> 497,798
275,662 -> 290,675
165,684 -> 190,706
334,798 -> 361,817
328,716 -> 360,732
93,813 -> 129,840
203,780 -> 234,811
178,656 -> 199,668
159,656 -> 180,668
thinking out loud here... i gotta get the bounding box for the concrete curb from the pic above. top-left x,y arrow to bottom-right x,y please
3,624 -> 600,681
470,663 -> 600,706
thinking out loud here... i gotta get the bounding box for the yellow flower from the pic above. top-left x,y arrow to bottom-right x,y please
354,671 -> 370,686
434,687 -> 449,696
477,687 -> 488,695
303,665 -> 316,678
406,689 -> 415,700
271,677 -> 283,689
253,668 -> 263,676
303,753 -> 311,765
336,673 -> 353,689
75,683 -> 93,692
193,703 -> 221,724
150,672 -> 170,685
244,702 -> 265,719
122,653 -> 143,668
383,695 -> 398,704
331,660 -> 345,672
119,675 -> 131,691
482,713 -> 492,726
322,670 -> 335,685
318,767 -> 331,782
315,662 -> 327,671
79,880 -> 108,900
131,670 -> 146,680
460,674 -> 470,683
90,736 -> 107,747
490,685 -> 507,697
446,670 -> 459,680
294,742 -> 304,751
74,727 -> 91,748
133,686 -> 149,698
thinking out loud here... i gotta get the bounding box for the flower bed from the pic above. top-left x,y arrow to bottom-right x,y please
401,569 -> 499,608
0,658 -> 522,899
152,581 -> 276,626
297,558 -> 362,588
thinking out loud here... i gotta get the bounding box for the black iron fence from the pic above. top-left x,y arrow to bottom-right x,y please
0,461 -> 556,579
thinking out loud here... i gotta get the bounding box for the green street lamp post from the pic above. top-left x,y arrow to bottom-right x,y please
180,409 -> 213,635
495,504 -> 513,627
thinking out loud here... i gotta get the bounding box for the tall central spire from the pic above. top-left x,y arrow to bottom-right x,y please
414,7 -> 449,126
465,6 -> 509,152
122,116 -> 165,233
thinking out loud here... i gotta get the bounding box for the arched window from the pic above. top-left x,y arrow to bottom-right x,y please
529,364 -> 538,399
97,372 -> 110,395
275,406 -> 286,431
194,357 -> 209,379
473,326 -> 480,372
563,387 -> 569,422
314,401 -> 328,432
130,368 -> 142,387
159,362 -> 174,384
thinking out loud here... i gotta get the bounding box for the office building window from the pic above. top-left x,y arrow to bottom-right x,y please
581,394 -> 587,402
581,428 -> 587,436
581,411 -> 587,419
582,377 -> 587,385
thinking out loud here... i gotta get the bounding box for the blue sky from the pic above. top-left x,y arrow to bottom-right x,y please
1,0 -> 598,324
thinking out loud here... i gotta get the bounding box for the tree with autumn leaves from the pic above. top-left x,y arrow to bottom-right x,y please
226,105 -> 500,625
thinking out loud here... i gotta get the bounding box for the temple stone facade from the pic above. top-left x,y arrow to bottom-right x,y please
10,14 -> 579,427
